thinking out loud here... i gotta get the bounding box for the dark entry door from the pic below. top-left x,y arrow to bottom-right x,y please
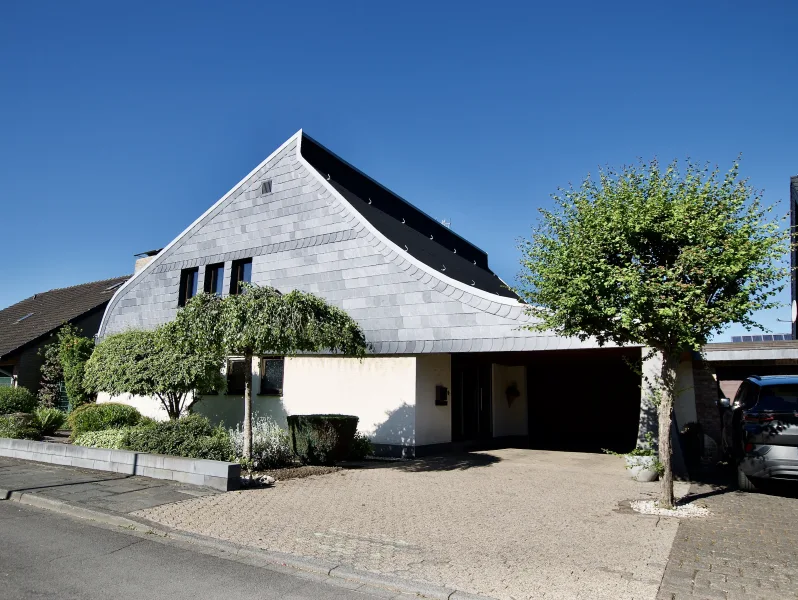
453,361 -> 492,442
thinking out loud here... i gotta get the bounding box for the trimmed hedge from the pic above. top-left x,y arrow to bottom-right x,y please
287,414 -> 358,466
0,387 -> 37,414
73,428 -> 130,450
67,402 -> 144,438
122,414 -> 233,461
0,412 -> 41,440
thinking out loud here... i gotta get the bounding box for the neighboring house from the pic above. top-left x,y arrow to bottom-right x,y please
95,130 -> 797,457
0,276 -> 130,396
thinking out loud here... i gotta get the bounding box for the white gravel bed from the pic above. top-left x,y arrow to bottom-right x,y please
631,499 -> 711,518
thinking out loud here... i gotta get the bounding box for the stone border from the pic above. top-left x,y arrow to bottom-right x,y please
0,438 -> 240,491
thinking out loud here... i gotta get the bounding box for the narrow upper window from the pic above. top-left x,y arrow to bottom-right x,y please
259,357 -> 284,395
229,258 -> 252,295
261,180 -> 272,195
178,267 -> 199,307
204,263 -> 224,296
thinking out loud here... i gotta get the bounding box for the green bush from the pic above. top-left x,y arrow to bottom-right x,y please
67,402 -> 143,438
0,387 -> 37,414
34,407 -> 67,436
348,431 -> 374,460
287,414 -> 359,466
73,428 -> 131,449
229,416 -> 295,469
0,412 -> 41,440
123,414 -> 233,461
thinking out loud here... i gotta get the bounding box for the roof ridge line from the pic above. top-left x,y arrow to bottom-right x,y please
9,275 -> 131,305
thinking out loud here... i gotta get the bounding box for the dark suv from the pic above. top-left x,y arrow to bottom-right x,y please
720,375 -> 798,491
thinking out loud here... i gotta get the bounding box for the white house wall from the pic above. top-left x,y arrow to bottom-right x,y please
98,131 -> 602,354
414,354 -> 452,446
282,356 -> 417,449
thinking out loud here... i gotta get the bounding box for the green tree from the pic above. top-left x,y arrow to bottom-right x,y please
516,159 -> 789,507
37,338 -> 63,407
219,285 -> 368,459
83,316 -> 226,420
58,324 -> 95,409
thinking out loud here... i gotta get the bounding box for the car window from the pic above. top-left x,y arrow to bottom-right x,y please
755,385 -> 798,412
734,383 -> 750,408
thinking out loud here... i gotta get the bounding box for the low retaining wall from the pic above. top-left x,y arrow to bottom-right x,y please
0,438 -> 240,492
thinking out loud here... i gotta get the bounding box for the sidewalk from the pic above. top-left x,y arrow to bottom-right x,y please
0,455 -> 217,513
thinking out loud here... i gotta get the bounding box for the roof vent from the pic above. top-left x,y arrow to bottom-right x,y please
261,180 -> 272,195
15,313 -> 33,323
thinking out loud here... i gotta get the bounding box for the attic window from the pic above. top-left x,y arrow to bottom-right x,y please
261,180 -> 272,195
15,313 -> 33,323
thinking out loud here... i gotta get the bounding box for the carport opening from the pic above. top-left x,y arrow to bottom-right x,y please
527,348 -> 642,454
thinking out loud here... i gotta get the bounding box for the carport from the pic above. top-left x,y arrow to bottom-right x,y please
451,347 -> 643,455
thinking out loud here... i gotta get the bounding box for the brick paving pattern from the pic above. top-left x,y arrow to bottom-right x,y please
657,482 -> 798,600
135,449 -> 687,600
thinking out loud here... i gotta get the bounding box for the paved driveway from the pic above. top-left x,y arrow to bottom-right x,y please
135,449 -> 688,600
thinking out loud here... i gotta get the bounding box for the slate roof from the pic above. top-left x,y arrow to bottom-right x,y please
0,276 -> 130,359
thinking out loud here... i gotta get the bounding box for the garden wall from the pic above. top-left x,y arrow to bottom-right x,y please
0,438 -> 240,491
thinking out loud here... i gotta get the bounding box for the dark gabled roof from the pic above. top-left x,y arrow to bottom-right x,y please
0,276 -> 130,359
300,134 -> 517,299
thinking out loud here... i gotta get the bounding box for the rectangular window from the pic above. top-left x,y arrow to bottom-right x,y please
226,359 -> 247,395
259,357 -> 284,395
178,267 -> 199,307
204,263 -> 224,296
229,258 -> 252,295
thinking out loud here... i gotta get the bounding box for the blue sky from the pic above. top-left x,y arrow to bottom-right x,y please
1,1 -> 796,340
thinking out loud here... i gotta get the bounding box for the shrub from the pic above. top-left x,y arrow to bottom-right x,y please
123,414 -> 233,461
0,387 -> 37,414
0,412 -> 41,440
287,414 -> 359,466
73,428 -> 130,449
37,340 -> 63,407
34,407 -> 67,436
58,325 -> 96,408
67,402 -> 143,437
229,417 -> 294,469
348,431 -> 374,460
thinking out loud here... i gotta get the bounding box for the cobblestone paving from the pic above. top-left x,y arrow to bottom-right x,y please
657,482 -> 798,600
135,449 -> 688,600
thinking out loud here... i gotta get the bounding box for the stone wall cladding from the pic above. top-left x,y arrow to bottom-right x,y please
101,133 -> 600,353
691,359 -> 722,442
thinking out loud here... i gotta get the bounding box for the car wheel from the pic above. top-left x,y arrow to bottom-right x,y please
737,465 -> 758,492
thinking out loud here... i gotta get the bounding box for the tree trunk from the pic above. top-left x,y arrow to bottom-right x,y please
243,353 -> 253,460
657,350 -> 678,508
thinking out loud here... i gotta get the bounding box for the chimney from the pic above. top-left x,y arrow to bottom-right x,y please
134,248 -> 162,273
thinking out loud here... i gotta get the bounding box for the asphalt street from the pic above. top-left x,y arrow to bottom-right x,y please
0,501 -> 395,600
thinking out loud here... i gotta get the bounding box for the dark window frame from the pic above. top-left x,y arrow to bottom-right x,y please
229,258 -> 252,295
226,358 -> 247,396
178,267 -> 199,307
204,263 -> 225,296
259,357 -> 284,396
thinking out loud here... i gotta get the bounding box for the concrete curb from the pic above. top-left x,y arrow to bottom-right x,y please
0,486 -> 494,600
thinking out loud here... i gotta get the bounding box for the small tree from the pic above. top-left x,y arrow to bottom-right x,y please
37,338 -> 63,407
83,302 -> 226,420
219,284 -> 368,459
516,159 -> 788,507
58,324 -> 95,409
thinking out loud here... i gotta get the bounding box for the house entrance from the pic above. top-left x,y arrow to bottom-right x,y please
452,357 -> 492,442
